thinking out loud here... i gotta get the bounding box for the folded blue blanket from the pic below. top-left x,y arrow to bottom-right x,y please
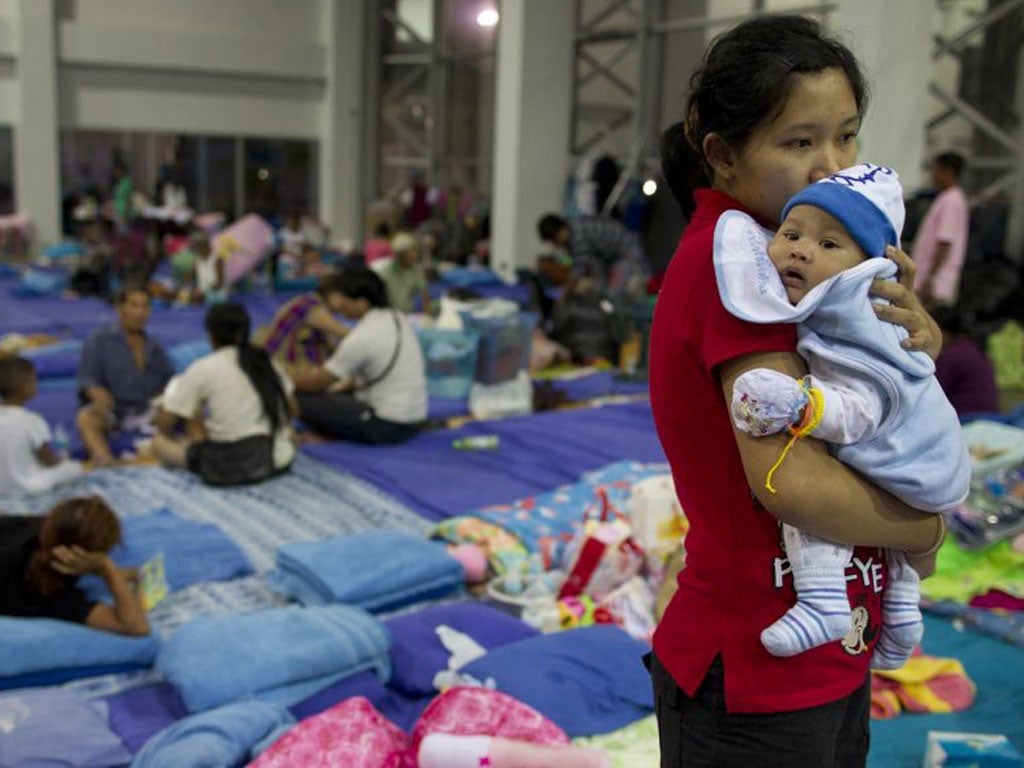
81,507 -> 253,602
270,530 -> 464,613
130,701 -> 294,768
157,604 -> 390,713
0,616 -> 158,681
461,624 -> 653,737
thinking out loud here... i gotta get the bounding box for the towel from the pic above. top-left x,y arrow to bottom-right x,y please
80,507 -> 253,603
270,531 -> 464,613
156,604 -> 390,713
713,210 -> 971,512
130,701 -> 294,768
0,616 -> 158,684
871,653 -> 976,719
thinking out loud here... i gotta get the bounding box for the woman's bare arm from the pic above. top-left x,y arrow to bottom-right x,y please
720,349 -> 943,554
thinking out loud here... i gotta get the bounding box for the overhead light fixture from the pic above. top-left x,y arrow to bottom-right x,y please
642,179 -> 658,196
257,168 -> 269,181
477,8 -> 499,27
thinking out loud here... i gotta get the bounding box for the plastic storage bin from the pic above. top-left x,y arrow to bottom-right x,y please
418,327 -> 480,399
962,420 -> 1024,480
461,310 -> 538,386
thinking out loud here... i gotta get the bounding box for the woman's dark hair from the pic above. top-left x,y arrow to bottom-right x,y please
375,222 -> 392,238
25,497 -> 121,598
665,14 -> 869,215
333,266 -> 390,308
205,302 -> 289,432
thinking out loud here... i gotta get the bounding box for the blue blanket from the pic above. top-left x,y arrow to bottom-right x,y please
302,400 -> 665,521
22,339 -> 83,379
0,688 -> 132,768
81,507 -> 253,603
156,604 -> 391,712
384,601 -> 539,696
270,530 -> 464,612
461,625 -> 653,737
0,616 -> 158,683
869,614 -> 1024,767
130,701 -> 294,768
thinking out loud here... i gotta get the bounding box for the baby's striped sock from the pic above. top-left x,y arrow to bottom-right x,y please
762,566 -> 852,657
872,551 -> 923,670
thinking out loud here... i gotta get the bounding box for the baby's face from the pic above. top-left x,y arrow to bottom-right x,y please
767,205 -> 867,303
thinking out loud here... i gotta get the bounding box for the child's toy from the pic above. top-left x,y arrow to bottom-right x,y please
448,543 -> 488,583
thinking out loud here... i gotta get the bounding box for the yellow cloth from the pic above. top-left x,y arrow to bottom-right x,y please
921,538 -> 1024,603
987,321 -> 1024,388
572,716 -> 660,768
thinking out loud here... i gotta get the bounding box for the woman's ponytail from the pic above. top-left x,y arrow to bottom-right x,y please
205,302 -> 289,432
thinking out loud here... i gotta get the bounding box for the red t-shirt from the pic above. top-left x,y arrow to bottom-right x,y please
649,188 -> 886,713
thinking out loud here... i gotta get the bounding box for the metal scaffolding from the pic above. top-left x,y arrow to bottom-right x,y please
928,0 -> 1024,259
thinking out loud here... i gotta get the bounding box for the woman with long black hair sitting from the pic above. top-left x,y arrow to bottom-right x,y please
152,302 -> 297,485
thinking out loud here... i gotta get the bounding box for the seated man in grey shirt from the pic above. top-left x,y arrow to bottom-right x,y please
76,286 -> 175,466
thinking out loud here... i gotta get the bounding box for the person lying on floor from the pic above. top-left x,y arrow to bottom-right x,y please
76,286 -> 174,467
0,496 -> 149,635
293,266 -> 427,444
0,356 -> 84,495
151,302 -> 297,486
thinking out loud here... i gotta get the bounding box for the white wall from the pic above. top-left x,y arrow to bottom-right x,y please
3,0 -> 368,245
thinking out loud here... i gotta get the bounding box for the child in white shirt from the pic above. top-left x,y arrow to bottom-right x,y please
0,357 -> 84,494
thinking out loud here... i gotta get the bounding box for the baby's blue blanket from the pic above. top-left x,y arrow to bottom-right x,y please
156,604 -> 390,713
714,210 -> 970,511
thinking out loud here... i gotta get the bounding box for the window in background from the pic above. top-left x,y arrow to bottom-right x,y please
243,139 -> 318,223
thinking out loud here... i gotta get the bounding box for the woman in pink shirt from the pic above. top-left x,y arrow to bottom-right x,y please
912,153 -> 970,305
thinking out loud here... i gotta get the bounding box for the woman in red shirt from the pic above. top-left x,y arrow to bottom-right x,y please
648,16 -> 945,767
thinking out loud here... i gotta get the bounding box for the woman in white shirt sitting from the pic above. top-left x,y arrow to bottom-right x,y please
152,302 -> 297,485
295,266 -> 427,444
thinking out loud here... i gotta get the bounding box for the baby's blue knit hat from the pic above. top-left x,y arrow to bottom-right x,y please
781,164 -> 905,258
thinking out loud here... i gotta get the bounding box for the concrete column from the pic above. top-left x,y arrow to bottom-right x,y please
835,0 -> 934,193
490,0 -> 574,282
320,0 -> 366,244
15,0 -> 61,244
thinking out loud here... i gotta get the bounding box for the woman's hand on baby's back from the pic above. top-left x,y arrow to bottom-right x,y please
870,246 -> 941,360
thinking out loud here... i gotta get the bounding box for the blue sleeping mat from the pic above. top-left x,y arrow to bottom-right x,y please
302,399 -> 665,521
869,614 -> 1024,767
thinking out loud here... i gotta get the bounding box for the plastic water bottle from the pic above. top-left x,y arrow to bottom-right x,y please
53,424 -> 70,460
452,435 -> 500,451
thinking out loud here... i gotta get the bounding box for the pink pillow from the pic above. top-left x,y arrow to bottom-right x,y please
250,697 -> 409,768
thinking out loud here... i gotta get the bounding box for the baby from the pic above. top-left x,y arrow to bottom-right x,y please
713,164 -> 970,669
0,357 -> 84,494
